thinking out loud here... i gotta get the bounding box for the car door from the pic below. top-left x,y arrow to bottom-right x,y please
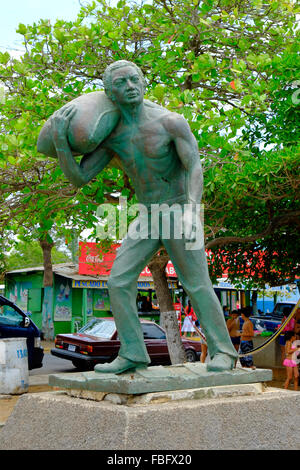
141,323 -> 170,364
0,301 -> 34,367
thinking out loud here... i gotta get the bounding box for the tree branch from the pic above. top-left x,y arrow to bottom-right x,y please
205,210 -> 300,250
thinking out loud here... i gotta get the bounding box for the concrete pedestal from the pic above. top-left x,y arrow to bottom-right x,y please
1,386 -> 300,450
48,363 -> 272,394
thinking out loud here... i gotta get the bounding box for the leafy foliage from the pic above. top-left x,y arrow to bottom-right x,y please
0,0 -> 299,286
4,240 -> 70,272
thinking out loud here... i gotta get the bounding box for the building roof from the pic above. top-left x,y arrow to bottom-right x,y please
5,262 -> 156,283
6,265 -> 46,274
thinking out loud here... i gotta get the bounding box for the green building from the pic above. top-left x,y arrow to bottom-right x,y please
4,263 -> 177,339
5,262 -> 252,340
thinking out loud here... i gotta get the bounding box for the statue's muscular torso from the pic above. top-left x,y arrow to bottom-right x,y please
105,106 -> 187,205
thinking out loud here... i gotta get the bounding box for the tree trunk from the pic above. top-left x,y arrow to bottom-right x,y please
251,290 -> 258,315
40,238 -> 54,287
148,251 -> 186,365
39,237 -> 55,340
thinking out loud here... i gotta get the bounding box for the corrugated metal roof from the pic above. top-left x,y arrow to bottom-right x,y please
5,263 -> 156,282
6,263 -> 74,274
6,265 -> 45,274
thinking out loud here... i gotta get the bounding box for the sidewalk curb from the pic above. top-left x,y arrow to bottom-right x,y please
29,375 -> 50,386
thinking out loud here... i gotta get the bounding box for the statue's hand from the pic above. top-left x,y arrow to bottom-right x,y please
183,203 -> 203,244
182,204 -> 194,240
51,105 -> 77,144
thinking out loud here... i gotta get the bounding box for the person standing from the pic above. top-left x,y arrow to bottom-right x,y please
239,311 -> 255,369
141,296 -> 152,312
226,310 -> 241,352
283,331 -> 300,390
182,300 -> 196,338
136,293 -> 143,311
277,307 -> 296,363
198,323 -> 208,363
223,306 -> 230,319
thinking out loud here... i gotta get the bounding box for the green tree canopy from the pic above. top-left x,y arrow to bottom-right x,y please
0,0 -> 299,287
4,239 -> 71,272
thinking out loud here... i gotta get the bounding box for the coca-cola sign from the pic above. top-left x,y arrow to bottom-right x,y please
86,254 -> 103,264
79,242 -> 119,276
78,242 -> 177,277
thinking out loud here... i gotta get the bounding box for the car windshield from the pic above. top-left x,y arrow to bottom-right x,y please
142,323 -> 166,339
273,304 -> 293,315
0,304 -> 24,326
78,319 -> 116,339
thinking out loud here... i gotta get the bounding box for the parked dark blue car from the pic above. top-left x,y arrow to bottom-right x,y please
0,295 -> 44,369
258,302 -> 297,333
259,318 -> 281,332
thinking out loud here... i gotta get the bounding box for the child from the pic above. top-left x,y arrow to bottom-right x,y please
194,321 -> 207,363
182,301 -> 197,338
283,331 -> 300,391
277,307 -> 295,363
226,310 -> 241,352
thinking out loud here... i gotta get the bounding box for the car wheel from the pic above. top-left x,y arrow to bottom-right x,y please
72,360 -> 94,371
185,349 -> 197,362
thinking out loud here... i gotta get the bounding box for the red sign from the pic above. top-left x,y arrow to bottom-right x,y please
78,242 -> 178,277
140,261 -> 177,278
79,242 -> 299,282
78,242 -> 119,276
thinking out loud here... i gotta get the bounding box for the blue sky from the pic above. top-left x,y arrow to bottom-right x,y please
0,0 -> 81,53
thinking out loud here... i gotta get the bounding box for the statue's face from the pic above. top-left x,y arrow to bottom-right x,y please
110,65 -> 144,105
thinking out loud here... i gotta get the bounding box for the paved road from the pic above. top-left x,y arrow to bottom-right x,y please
29,353 -> 75,379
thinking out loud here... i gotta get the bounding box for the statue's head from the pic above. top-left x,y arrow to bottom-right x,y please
103,60 -> 145,104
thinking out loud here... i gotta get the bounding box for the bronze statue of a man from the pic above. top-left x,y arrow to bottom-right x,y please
50,60 -> 238,373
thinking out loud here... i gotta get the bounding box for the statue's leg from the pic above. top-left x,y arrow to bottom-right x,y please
163,237 -> 238,370
97,220 -> 160,372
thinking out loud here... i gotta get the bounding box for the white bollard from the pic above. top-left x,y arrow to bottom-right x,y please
0,338 -> 29,394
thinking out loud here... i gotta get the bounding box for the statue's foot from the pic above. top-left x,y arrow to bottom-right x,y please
94,356 -> 148,375
207,353 -> 235,372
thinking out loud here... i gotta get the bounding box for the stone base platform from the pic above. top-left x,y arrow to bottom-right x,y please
48,363 -> 272,395
64,381 -> 266,405
1,385 -> 300,450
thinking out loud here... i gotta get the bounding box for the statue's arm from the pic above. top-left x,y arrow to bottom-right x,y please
51,106 -> 113,187
164,114 -> 203,204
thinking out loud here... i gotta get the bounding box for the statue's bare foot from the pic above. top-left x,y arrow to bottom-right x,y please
207,353 -> 235,372
94,356 -> 148,374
